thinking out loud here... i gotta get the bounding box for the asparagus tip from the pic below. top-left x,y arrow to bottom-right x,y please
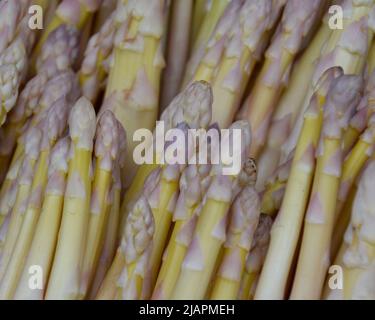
69,97 -> 97,150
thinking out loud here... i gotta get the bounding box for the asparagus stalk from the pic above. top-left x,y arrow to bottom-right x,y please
210,185 -> 260,300
0,155 -> 23,228
0,98 -> 71,299
119,80 -> 213,239
160,0 -> 193,110
334,160 -> 375,299
103,0 -> 167,186
145,90 -> 214,292
0,215 -> 10,261
342,73 -> 375,154
260,151 -> 293,216
183,0 -> 231,87
146,161 -> 186,293
243,0 -> 324,158
80,13 -> 117,103
190,0 -> 243,85
0,0 -> 24,54
254,67 -> 344,300
330,121 -> 375,259
190,0 -> 210,47
290,75 -> 363,300
0,65 -> 19,127
280,0 -> 374,168
35,24 -> 80,79
115,196 -> 155,300
0,70 -> 79,186
93,0 -> 117,33
369,41 -> 375,73
152,160 -> 213,299
237,214 -> 273,300
0,126 -> 42,281
88,167 -> 122,299
96,167 -> 161,300
0,21 -> 80,173
32,0 -> 101,66
210,0 -> 286,129
343,101 -> 369,155
79,110 -> 126,298
0,37 -> 27,126
45,97 -> 96,300
13,137 -> 70,300
255,18 -> 333,191
260,63 -> 348,215
171,120 -> 252,300
0,22 -> 80,178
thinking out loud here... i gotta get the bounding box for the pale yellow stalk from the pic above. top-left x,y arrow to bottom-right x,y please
13,138 -> 70,300
45,97 -> 96,300
79,110 -> 126,298
330,160 -> 375,300
119,81 -> 213,240
255,20 -> 332,191
183,0 -> 231,86
254,67 -> 344,300
160,0 -> 193,110
171,121 -> 252,299
243,0 -> 324,158
102,0 -> 167,186
88,168 -> 121,299
211,0 -> 286,129
211,186 -> 260,300
237,215 -> 273,300
0,98 -> 70,299
0,127 -> 42,281
290,75 -> 363,300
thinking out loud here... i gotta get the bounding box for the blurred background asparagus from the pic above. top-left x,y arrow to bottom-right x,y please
0,0 -> 374,300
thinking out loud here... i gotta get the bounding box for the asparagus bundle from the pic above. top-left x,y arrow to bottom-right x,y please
0,0 -> 375,301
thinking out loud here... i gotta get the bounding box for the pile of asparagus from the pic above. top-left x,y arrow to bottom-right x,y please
0,0 -> 374,300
